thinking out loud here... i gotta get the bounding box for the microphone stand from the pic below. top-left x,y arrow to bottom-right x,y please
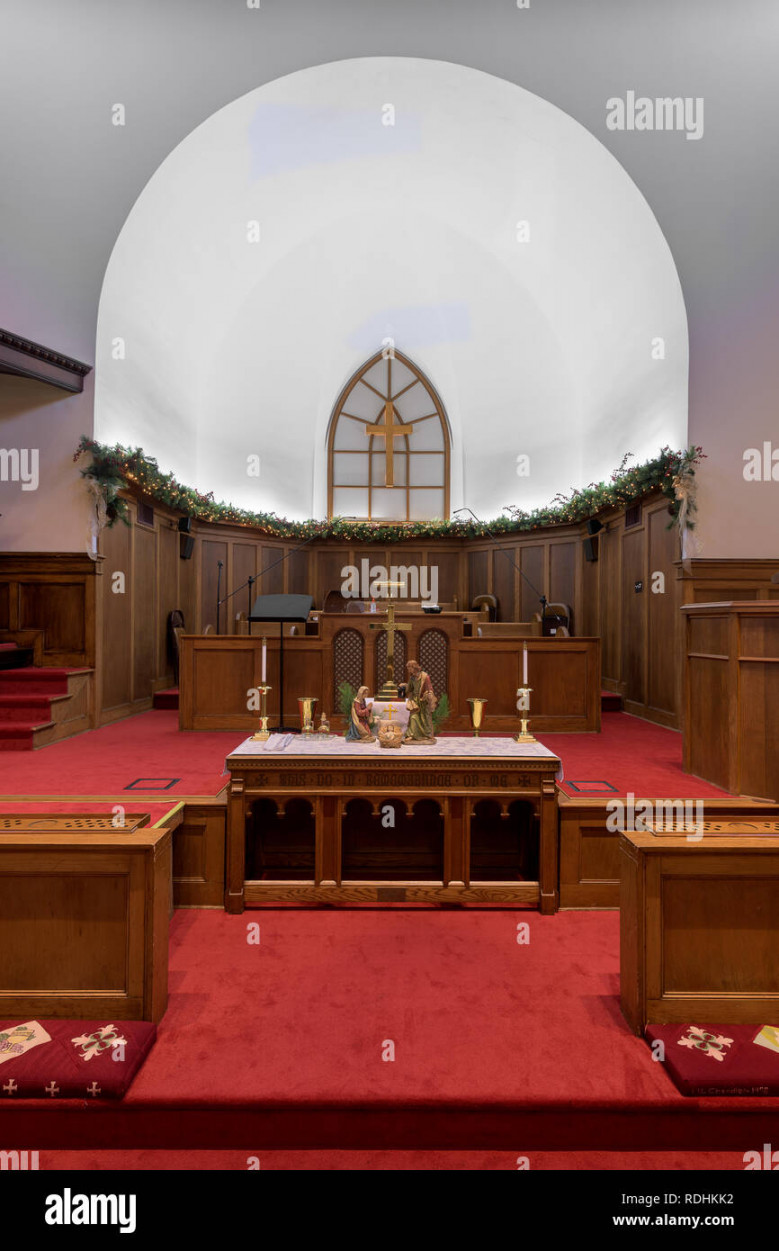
453,507 -> 565,632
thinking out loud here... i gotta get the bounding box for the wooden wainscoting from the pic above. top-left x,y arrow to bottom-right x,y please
0,816 -> 176,1022
0,552 -> 97,668
620,829 -> 779,1033
173,795 -> 227,907
559,795 -> 779,908
682,601 -> 779,800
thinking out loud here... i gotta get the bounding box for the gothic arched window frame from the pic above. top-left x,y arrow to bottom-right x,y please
327,349 -> 451,522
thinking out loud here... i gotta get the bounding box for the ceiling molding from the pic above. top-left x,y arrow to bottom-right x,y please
0,328 -> 92,393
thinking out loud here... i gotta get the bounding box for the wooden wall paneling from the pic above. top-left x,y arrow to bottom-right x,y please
0,582 -> 9,630
17,584 -> 80,658
549,540 -> 576,622
492,547 -> 517,622
0,826 -> 171,1022
386,548 -> 425,599
646,502 -> 680,723
353,548 -> 387,588
232,543 -> 258,631
620,831 -> 779,1032
739,650 -> 779,802
561,796 -> 779,909
13,564 -> 94,667
680,559 -> 779,606
621,527 -> 646,707
132,523 -> 157,704
101,518 -> 133,714
598,524 -> 621,688
181,626 -> 600,733
200,540 -> 228,632
468,549 -> 490,606
519,544 -> 544,621
173,798 -> 226,908
579,534 -> 600,638
259,543 -> 285,596
429,548 -> 463,607
316,547 -> 350,607
157,523 -> 179,686
178,535 -> 198,635
287,546 -> 311,597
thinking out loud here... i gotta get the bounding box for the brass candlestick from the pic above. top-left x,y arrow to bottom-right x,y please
467,697 -> 488,737
515,686 -> 536,743
251,685 -> 272,741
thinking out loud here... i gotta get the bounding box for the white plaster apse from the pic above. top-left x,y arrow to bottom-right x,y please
95,58 -> 687,522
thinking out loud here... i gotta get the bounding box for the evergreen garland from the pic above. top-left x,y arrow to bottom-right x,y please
74,437 -> 705,541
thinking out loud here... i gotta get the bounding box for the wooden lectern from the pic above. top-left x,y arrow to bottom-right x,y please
682,600 -> 779,800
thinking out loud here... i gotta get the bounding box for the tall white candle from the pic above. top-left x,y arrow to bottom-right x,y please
261,636 -> 267,683
522,643 -> 528,686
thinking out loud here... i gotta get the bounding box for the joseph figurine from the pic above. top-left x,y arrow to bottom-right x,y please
403,660 -> 436,744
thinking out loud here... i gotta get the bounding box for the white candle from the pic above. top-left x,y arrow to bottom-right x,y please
522,643 -> 528,686
261,636 -> 267,683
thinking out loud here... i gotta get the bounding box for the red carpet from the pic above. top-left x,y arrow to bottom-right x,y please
0,708 -> 730,801
539,713 -> 730,799
34,1149 -> 752,1171
0,709 -> 232,796
3,910 -> 777,1151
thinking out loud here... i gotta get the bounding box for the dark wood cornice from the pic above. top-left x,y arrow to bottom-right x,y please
0,328 -> 92,393
0,552 -> 98,575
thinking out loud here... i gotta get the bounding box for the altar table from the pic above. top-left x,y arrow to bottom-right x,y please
225,735 -> 561,912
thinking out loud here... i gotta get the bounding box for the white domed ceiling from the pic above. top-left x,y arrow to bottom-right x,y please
95,57 -> 687,522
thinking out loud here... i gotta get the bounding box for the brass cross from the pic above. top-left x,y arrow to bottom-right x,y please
366,401 -> 408,487
369,581 -> 411,698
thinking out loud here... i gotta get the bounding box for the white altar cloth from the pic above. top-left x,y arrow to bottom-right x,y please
228,734 -> 562,775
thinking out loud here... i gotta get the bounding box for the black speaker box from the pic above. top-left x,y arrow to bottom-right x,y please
584,536 -> 598,562
180,534 -> 195,560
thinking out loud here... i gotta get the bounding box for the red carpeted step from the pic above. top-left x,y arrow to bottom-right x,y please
0,667 -> 71,696
600,690 -> 622,712
0,723 -> 39,750
0,693 -> 55,722
153,688 -> 179,710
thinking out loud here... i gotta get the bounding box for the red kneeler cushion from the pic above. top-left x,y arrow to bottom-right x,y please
646,1023 -> 779,1096
0,1019 -> 156,1100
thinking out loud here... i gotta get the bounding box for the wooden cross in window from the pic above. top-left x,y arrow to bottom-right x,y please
366,401 -> 409,487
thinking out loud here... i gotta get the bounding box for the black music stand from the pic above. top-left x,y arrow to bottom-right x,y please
249,594 -> 313,732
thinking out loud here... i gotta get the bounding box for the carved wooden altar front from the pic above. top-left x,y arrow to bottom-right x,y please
225,742 -> 561,912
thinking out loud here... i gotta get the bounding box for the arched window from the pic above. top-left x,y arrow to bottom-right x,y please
327,350 -> 450,521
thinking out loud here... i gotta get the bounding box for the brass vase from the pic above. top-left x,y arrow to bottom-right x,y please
297,695 -> 318,734
467,697 -> 488,737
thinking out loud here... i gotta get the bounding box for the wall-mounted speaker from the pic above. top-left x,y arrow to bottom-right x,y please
180,534 -> 195,560
586,518 -> 604,535
178,516 -> 192,533
584,537 -> 599,563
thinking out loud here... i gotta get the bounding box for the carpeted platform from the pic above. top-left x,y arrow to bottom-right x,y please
0,709 -> 232,797
0,708 -> 731,801
3,910 -> 777,1152
33,1149 -> 753,1170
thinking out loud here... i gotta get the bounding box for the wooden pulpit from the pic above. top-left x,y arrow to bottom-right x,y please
682,601 -> 779,800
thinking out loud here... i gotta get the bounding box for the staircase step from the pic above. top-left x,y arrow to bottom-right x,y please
0,722 -> 47,750
0,693 -> 57,722
0,667 -> 72,695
